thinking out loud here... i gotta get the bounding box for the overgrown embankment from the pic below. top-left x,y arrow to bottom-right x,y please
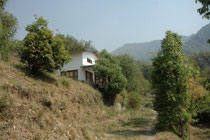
0,59 -> 114,139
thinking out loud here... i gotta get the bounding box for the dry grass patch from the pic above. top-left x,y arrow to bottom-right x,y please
0,59 -> 117,139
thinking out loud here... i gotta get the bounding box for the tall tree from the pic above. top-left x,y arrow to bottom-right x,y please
20,16 -> 71,74
151,31 -> 192,138
0,0 -> 18,60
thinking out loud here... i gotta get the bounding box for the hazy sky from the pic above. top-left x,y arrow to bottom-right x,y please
6,0 -> 209,52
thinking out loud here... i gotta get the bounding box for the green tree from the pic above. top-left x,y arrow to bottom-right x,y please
137,60 -> 152,80
190,51 -> 210,71
20,16 -> 71,74
196,0 -> 210,19
196,0 -> 210,43
151,31 -> 192,138
94,50 -> 127,104
117,54 -> 148,93
0,0 -> 18,61
0,0 -> 8,9
56,34 -> 97,52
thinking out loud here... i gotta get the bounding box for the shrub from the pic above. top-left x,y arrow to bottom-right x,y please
117,54 -> 149,93
187,78 -> 207,118
20,16 -> 71,74
94,50 -> 126,104
126,92 -> 141,109
115,94 -> 124,104
196,92 -> 210,123
0,93 -> 9,113
61,77 -> 70,89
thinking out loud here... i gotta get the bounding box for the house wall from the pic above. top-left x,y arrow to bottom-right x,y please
82,52 -> 98,82
82,66 -> 95,83
59,51 -> 99,82
59,52 -> 84,81
82,51 -> 98,66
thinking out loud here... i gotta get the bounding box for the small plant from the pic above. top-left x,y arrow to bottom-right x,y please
61,77 -> 70,89
0,93 -> 9,113
126,92 -> 141,109
40,95 -> 52,108
81,127 -> 93,140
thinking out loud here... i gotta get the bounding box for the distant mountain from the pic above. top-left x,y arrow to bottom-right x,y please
112,23 -> 210,61
112,40 -> 161,61
183,23 -> 210,54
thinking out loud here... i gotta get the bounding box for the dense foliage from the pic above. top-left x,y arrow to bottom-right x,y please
0,0 -> 18,61
20,16 -> 71,74
56,34 -> 97,53
117,54 -> 149,93
94,50 -> 127,104
137,60 -> 152,80
196,0 -> 210,19
189,51 -> 210,123
151,31 -> 193,138
190,51 -> 210,71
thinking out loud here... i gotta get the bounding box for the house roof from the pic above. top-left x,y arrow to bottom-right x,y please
80,65 -> 95,68
69,50 -> 100,58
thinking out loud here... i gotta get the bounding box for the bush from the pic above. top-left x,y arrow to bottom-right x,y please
94,50 -> 126,104
196,92 -> 210,123
126,92 -> 141,109
20,16 -> 71,74
61,77 -> 70,89
187,78 -> 207,118
115,94 -> 124,104
0,93 -> 9,113
117,54 -> 145,93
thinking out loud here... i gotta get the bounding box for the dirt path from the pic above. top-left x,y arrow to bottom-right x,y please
94,108 -> 157,140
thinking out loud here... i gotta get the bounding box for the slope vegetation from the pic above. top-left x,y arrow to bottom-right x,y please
0,59 -> 111,140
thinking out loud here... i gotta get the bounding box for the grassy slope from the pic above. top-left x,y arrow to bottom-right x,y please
0,59 -> 114,140
0,59 -> 209,140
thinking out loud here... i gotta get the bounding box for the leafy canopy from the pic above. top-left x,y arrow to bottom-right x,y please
94,50 -> 127,100
56,34 -> 97,53
196,0 -> 210,19
20,16 -> 71,74
117,54 -> 149,93
0,0 -> 8,10
0,0 -> 18,61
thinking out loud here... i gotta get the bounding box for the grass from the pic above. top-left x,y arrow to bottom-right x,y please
92,107 -> 157,140
1,58 -> 209,140
0,58 -> 116,139
60,77 -> 71,89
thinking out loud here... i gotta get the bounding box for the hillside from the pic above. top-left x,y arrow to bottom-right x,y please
0,59 -> 210,140
0,58 -> 112,139
112,23 -> 210,61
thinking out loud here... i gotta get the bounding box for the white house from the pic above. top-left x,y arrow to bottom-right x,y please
59,51 -> 99,84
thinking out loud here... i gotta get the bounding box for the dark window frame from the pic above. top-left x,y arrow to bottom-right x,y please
87,58 -> 92,64
61,70 -> 78,80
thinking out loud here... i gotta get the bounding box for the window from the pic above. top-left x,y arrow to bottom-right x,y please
61,71 -> 65,76
61,70 -> 78,80
87,58 -> 92,64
